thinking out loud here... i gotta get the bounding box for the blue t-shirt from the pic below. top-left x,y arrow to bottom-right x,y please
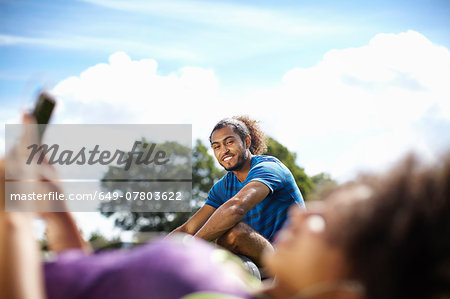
205,155 -> 305,242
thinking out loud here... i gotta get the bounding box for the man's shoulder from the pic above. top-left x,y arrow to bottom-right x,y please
251,155 -> 281,165
251,155 -> 285,171
247,155 -> 292,182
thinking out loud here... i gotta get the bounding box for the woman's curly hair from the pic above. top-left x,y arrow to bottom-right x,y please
209,115 -> 267,155
332,154 -> 450,299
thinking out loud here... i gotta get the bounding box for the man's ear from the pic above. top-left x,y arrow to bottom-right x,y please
245,135 -> 251,149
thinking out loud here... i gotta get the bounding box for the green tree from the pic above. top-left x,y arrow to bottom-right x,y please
88,231 -> 121,251
308,172 -> 337,201
311,172 -> 336,188
265,137 -> 314,198
192,139 -> 225,208
100,139 -> 223,232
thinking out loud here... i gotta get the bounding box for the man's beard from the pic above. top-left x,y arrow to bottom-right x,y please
223,152 -> 248,171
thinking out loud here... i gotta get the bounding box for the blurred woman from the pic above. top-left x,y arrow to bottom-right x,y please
2,115 -> 449,299
263,154 -> 450,298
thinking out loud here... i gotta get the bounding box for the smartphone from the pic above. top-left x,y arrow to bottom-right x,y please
32,92 -> 56,142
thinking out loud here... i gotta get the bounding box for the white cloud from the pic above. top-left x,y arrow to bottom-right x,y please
52,51 -> 222,137
259,30 -> 450,179
51,31 -> 450,181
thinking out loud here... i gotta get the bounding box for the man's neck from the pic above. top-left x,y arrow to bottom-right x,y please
232,154 -> 253,182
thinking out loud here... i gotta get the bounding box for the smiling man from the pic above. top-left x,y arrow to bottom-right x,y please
171,116 -> 305,266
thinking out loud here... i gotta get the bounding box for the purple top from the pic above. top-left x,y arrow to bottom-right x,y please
44,236 -> 253,299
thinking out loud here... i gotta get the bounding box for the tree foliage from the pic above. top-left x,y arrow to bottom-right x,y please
308,172 -> 338,201
100,139 -> 223,232
265,137 -> 314,198
192,139 -> 226,208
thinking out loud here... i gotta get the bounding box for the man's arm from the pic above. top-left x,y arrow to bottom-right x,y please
194,181 -> 270,241
168,204 -> 216,236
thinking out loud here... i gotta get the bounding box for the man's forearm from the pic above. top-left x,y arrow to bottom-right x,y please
194,182 -> 270,241
167,204 -> 217,238
194,202 -> 245,241
167,224 -> 190,237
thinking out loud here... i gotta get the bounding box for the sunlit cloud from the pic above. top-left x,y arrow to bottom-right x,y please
52,51 -> 219,126
244,30 -> 450,178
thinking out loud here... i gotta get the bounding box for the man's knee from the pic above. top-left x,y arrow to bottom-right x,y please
216,222 -> 253,251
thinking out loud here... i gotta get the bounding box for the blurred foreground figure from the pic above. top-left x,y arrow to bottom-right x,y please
1,114 -> 449,299
263,153 -> 450,299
